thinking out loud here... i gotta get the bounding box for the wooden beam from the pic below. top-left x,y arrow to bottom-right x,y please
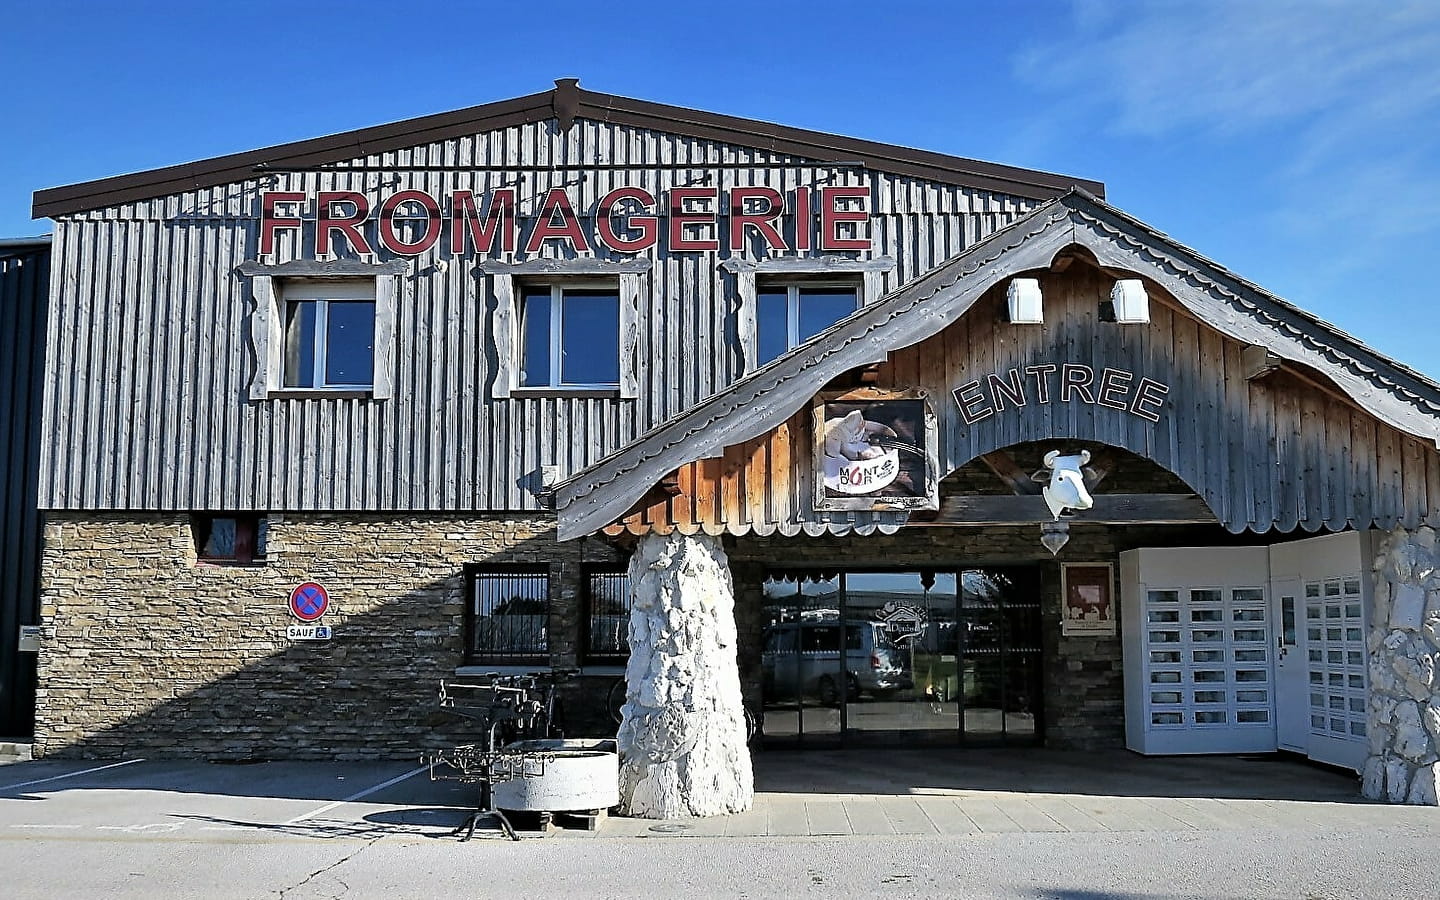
1083,448 -> 1122,491
979,450 -> 1042,495
911,493 -> 1217,526
1242,344 -> 1283,381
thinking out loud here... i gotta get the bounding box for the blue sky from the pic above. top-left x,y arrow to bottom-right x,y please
4,0 -> 1437,375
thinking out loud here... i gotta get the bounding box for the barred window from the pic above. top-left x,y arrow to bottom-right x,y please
584,571 -> 632,664
465,566 -> 549,665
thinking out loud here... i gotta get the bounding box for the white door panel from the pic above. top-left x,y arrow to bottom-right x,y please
1271,576 -> 1308,752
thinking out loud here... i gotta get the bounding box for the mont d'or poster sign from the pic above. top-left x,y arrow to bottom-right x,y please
259,186 -> 872,257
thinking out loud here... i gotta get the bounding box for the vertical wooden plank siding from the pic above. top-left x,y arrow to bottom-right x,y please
39,119 -> 1039,513
606,266 -> 1440,536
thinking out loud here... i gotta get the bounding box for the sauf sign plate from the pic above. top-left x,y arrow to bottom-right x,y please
287,624 -> 333,641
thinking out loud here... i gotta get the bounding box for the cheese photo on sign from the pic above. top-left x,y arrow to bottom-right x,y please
814,395 -> 936,511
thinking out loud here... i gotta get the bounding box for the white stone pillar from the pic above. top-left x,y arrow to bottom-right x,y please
616,531 -> 754,818
1362,526 -> 1440,804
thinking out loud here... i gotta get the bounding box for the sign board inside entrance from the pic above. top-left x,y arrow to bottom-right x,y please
288,582 -> 330,622
1062,564 -> 1116,637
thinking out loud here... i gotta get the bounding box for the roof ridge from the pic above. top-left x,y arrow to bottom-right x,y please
33,80 -> 1101,219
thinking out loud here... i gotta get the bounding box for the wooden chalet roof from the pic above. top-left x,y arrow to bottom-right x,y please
545,189 -> 1440,541
32,79 -> 1102,218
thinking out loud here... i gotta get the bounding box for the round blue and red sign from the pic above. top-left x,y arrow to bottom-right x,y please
288,582 -> 330,622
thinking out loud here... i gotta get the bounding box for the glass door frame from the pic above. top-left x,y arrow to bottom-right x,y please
759,565 -> 1045,748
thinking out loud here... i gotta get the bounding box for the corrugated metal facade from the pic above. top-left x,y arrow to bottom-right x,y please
39,118 -> 1040,512
1,242 -> 47,734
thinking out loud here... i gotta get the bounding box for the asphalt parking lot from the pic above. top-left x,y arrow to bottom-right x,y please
2,749 -> 1439,898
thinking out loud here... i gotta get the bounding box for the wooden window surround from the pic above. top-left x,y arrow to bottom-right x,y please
722,256 -> 895,375
237,259 -> 404,400
477,258 -> 650,399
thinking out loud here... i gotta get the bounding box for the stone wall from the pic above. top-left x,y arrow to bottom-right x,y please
1363,526 -> 1440,804
35,512 -> 623,759
36,510 -> 1258,759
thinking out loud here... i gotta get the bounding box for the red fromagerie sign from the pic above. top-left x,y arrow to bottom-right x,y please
259,186 -> 872,257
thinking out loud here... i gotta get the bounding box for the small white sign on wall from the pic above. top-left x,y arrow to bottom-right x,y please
17,625 -> 42,652
287,625 -> 333,642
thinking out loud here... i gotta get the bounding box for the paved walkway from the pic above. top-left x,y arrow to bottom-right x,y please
585,748 -> 1438,839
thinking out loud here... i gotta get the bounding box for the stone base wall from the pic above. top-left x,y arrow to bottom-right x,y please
36,511 -> 1254,759
1363,527 -> 1440,804
35,512 -> 622,760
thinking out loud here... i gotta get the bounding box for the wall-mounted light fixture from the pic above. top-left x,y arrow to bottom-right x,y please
1110,279 -> 1150,324
1006,278 -> 1044,324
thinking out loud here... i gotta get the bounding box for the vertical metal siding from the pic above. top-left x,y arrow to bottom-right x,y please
1,244 -> 47,734
40,119 -> 1037,512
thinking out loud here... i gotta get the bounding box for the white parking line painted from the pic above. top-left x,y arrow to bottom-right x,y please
98,823 -> 182,834
282,766 -> 428,825
0,758 -> 144,792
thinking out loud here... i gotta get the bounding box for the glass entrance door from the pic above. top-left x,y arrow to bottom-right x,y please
760,567 -> 1042,747
841,571 -> 960,742
760,575 -> 842,745
957,568 -> 1044,744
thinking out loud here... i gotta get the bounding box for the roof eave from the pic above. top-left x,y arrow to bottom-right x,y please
32,82 -> 1102,219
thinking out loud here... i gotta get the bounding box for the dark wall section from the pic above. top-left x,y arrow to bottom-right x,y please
0,239 -> 48,736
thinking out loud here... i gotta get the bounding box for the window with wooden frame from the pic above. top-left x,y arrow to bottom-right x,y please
282,280 -> 376,389
721,257 -> 895,375
583,569 -> 632,664
476,258 -> 648,400
519,282 -> 621,388
464,565 -> 550,665
755,277 -> 861,365
237,259 -> 402,401
193,514 -> 268,565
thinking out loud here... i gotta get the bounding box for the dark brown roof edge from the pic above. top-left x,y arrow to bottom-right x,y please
575,88 -> 1104,201
33,81 -> 1103,219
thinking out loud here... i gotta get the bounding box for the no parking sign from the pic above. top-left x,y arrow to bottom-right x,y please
288,582 -> 330,622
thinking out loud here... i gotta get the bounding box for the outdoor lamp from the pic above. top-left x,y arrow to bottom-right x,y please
1007,278 -> 1044,323
1111,279 -> 1150,323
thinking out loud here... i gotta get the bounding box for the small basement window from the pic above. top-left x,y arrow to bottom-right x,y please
282,281 -> 376,389
193,514 -> 268,565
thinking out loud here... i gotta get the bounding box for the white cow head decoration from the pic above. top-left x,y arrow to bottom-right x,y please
1036,450 -> 1094,521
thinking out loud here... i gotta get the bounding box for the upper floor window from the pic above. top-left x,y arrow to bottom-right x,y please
238,260 -> 401,400
519,284 -> 620,388
756,279 -> 860,364
479,259 -> 648,400
283,281 -> 376,389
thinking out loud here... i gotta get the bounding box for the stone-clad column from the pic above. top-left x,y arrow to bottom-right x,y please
1363,526 -> 1440,805
617,531 -> 753,818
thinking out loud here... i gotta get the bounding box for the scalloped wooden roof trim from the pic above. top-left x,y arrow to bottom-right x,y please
550,191 -> 1440,540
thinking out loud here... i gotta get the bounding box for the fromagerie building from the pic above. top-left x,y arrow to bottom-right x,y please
28,81 -> 1440,809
